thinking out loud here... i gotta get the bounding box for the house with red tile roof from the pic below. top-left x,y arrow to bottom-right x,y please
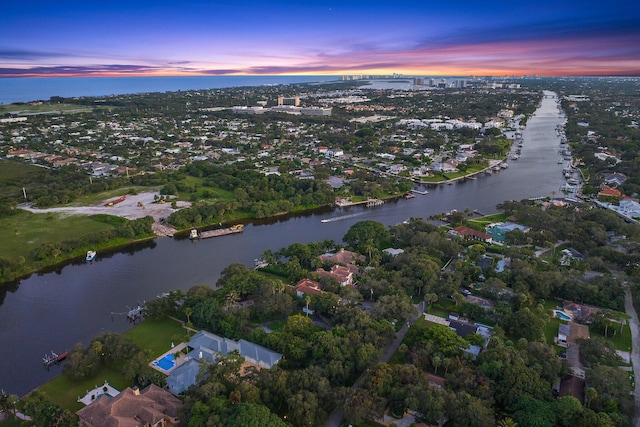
315,264 -> 354,287
448,226 -> 492,243
76,384 -> 182,427
318,248 -> 365,266
291,278 -> 324,297
598,185 -> 623,201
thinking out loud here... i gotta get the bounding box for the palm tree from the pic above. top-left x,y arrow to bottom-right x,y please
497,418 -> 518,427
184,307 -> 193,326
305,295 -> 312,315
424,293 -> 438,307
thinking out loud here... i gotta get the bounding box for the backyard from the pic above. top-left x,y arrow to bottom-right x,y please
36,317 -> 188,412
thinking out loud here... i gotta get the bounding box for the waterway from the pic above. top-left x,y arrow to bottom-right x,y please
0,91 -> 567,396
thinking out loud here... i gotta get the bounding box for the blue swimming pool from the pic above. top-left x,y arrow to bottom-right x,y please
554,310 -> 571,321
153,354 -> 175,371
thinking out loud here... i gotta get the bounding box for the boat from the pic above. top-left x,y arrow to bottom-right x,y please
198,224 -> 244,239
86,250 -> 96,262
189,229 -> 199,240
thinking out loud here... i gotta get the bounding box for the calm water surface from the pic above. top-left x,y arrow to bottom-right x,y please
0,91 -> 566,396
0,75 -> 337,104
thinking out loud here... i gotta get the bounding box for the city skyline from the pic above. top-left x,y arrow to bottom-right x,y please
2,0 -> 640,78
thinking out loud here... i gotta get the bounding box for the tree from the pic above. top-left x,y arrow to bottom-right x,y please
497,418 -> 518,427
344,220 -> 390,254
304,295 -> 311,315
225,403 -> 287,427
555,395 -> 584,427
184,307 -> 193,326
371,294 -> 416,324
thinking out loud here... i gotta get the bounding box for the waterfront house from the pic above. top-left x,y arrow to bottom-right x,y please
448,226 -> 492,243
76,384 -> 182,427
485,222 -> 530,244
318,248 -> 365,266
166,331 -> 282,394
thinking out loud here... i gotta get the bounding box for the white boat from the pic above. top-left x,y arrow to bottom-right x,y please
189,229 -> 199,239
86,251 -> 96,262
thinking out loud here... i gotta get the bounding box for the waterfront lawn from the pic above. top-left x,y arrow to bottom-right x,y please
0,211 -> 116,263
467,213 -> 508,225
38,365 -> 130,413
37,317 -> 187,412
124,317 -> 189,358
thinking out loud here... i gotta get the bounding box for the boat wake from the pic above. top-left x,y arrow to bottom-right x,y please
321,212 -> 366,223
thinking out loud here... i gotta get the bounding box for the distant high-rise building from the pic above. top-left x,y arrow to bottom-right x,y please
413,78 -> 425,86
277,96 -> 300,106
429,78 -> 435,87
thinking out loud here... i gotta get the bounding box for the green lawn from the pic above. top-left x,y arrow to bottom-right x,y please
593,324 -> 632,352
36,317 -> 188,412
467,213 -> 508,225
123,317 -> 189,357
544,317 -> 563,347
0,211 -> 116,263
38,365 -> 130,413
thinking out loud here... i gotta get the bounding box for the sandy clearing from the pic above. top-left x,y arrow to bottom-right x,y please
19,192 -> 191,222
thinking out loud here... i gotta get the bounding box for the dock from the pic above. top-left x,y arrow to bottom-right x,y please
198,224 -> 244,239
43,350 -> 67,369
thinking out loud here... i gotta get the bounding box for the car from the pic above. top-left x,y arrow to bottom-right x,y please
461,289 -> 472,296
558,351 -> 567,359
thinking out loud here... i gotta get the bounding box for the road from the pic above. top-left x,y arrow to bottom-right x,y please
323,301 -> 426,427
624,288 -> 640,427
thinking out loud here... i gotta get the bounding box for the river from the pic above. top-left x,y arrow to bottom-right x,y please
0,91 -> 567,396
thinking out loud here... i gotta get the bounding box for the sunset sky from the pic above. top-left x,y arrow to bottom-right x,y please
2,0 -> 639,77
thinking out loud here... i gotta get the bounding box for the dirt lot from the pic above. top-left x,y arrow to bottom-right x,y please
20,192 -> 191,224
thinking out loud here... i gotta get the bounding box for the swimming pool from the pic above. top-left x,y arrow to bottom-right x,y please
554,310 -> 571,321
153,354 -> 175,371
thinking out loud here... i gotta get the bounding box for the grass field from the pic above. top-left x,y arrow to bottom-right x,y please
37,317 -> 188,412
467,213 -> 508,225
593,324 -> 633,352
38,364 -> 131,413
0,211 -> 116,263
123,317 -> 190,357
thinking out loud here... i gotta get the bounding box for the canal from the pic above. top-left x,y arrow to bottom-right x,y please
0,91 -> 567,396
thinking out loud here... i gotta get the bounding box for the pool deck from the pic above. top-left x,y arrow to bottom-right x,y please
149,342 -> 188,374
77,381 -> 120,406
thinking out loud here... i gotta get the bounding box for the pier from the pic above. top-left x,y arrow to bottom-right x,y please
42,350 -> 67,369
366,199 -> 384,207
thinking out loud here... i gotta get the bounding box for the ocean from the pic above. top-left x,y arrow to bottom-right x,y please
0,75 -> 338,105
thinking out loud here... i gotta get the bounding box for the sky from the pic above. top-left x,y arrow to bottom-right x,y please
1,0 -> 640,78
